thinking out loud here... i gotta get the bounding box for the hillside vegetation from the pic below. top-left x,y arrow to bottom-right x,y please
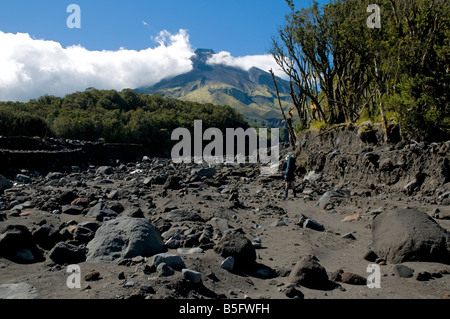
0,88 -> 249,150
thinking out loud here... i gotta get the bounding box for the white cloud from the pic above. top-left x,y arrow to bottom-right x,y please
0,29 -> 290,102
207,51 -> 287,80
0,29 -> 195,102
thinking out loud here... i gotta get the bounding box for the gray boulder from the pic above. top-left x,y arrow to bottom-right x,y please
0,225 -> 44,263
182,269 -> 202,284
86,217 -> 166,263
372,209 -> 450,264
213,229 -> 256,270
288,255 -> 329,288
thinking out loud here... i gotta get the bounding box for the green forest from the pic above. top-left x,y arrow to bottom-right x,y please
0,88 -> 249,150
272,0 -> 449,142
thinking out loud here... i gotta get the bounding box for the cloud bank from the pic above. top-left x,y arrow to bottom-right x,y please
0,29 -> 195,102
207,51 -> 287,79
0,29 -> 286,102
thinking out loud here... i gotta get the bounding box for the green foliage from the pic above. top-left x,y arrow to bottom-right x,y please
273,0 -> 449,141
0,89 -> 249,151
0,107 -> 50,137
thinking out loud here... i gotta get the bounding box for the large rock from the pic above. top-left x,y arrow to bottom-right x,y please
0,225 -> 44,263
86,217 -> 166,263
49,242 -> 86,265
288,255 -> 329,288
372,209 -> 450,264
213,229 -> 256,270
0,174 -> 12,190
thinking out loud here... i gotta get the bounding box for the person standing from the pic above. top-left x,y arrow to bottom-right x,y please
282,155 -> 297,199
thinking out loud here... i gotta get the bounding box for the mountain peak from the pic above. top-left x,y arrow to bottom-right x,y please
194,48 -> 215,57
192,49 -> 215,69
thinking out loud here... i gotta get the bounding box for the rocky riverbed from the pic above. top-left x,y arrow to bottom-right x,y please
0,127 -> 449,300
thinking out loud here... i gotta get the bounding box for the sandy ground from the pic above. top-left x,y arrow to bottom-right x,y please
1,163 -> 449,301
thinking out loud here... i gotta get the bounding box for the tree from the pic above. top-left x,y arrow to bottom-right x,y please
271,0 -> 449,141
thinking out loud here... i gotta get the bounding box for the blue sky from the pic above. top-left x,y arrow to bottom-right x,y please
0,0 -> 330,101
0,0 -> 327,55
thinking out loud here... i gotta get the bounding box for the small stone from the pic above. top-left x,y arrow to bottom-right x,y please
61,205 -> 84,215
221,256 -> 235,272
16,174 -> 32,184
443,293 -> 450,299
71,198 -> 89,207
82,284 -> 91,291
341,214 -> 360,222
270,220 -> 287,227
85,271 -> 101,281
285,286 -> 304,299
46,172 -> 64,180
255,267 -> 275,279
59,191 -> 79,205
341,232 -> 356,240
107,190 -> 119,200
415,271 -> 432,281
363,250 -> 379,262
303,218 -> 325,231
341,272 -> 367,285
118,272 -> 125,280
393,265 -> 414,278
15,249 -> 34,262
206,272 -> 220,282
151,253 -> 186,271
182,269 -> 202,284
157,263 -> 174,277
329,269 -> 344,282
96,166 -> 114,175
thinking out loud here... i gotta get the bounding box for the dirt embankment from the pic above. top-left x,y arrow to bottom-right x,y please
294,122 -> 450,197
0,136 -> 147,177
